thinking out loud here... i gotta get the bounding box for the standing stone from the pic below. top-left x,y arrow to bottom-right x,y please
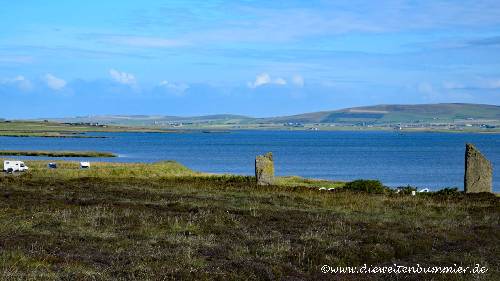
464,143 -> 493,193
255,152 -> 275,185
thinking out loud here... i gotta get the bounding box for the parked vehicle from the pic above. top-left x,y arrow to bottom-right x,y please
48,163 -> 57,169
80,162 -> 90,169
3,160 -> 29,173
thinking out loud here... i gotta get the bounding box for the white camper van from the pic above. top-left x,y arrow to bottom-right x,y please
3,160 -> 29,173
80,162 -> 90,169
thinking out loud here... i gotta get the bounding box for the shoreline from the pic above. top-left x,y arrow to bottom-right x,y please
1,121 -> 500,137
151,126 -> 500,134
0,150 -> 116,158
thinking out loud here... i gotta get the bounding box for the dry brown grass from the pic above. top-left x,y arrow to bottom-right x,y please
0,160 -> 498,280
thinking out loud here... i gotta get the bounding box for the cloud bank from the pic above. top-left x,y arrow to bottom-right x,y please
247,73 -> 287,88
109,69 -> 136,85
43,74 -> 66,90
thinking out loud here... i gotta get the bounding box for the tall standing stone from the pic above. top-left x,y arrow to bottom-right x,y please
255,152 -> 275,185
464,143 -> 492,193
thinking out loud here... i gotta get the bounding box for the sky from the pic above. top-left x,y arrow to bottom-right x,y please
1,0 -> 500,118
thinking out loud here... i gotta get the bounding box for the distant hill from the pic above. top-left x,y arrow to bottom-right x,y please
262,103 -> 500,124
36,103 -> 500,126
42,114 -> 253,126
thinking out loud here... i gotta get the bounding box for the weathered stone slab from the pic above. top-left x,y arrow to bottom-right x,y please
255,152 -> 274,185
464,143 -> 492,193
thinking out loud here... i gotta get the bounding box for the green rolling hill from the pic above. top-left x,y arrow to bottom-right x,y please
263,103 -> 500,124
29,103 -> 500,127
41,114 -> 253,126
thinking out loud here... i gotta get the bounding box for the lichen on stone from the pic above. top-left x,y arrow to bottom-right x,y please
464,143 -> 493,193
255,152 -> 275,185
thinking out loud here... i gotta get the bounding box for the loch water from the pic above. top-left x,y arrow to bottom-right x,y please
1,130 -> 499,191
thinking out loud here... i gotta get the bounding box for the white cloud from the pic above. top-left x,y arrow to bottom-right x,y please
249,73 -> 271,88
158,80 -> 189,94
247,73 -> 287,88
109,69 -> 136,85
43,74 -> 66,90
274,77 -> 287,85
0,75 -> 33,91
291,75 -> 304,87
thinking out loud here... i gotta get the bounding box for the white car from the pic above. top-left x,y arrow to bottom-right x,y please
3,160 -> 29,173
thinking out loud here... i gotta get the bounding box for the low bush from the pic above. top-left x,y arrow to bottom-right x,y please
434,187 -> 461,196
395,185 -> 417,195
343,179 -> 387,193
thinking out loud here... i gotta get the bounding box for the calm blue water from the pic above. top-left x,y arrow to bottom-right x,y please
1,131 -> 499,191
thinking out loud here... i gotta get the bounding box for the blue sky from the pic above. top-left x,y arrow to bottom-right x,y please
1,0 -> 500,118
